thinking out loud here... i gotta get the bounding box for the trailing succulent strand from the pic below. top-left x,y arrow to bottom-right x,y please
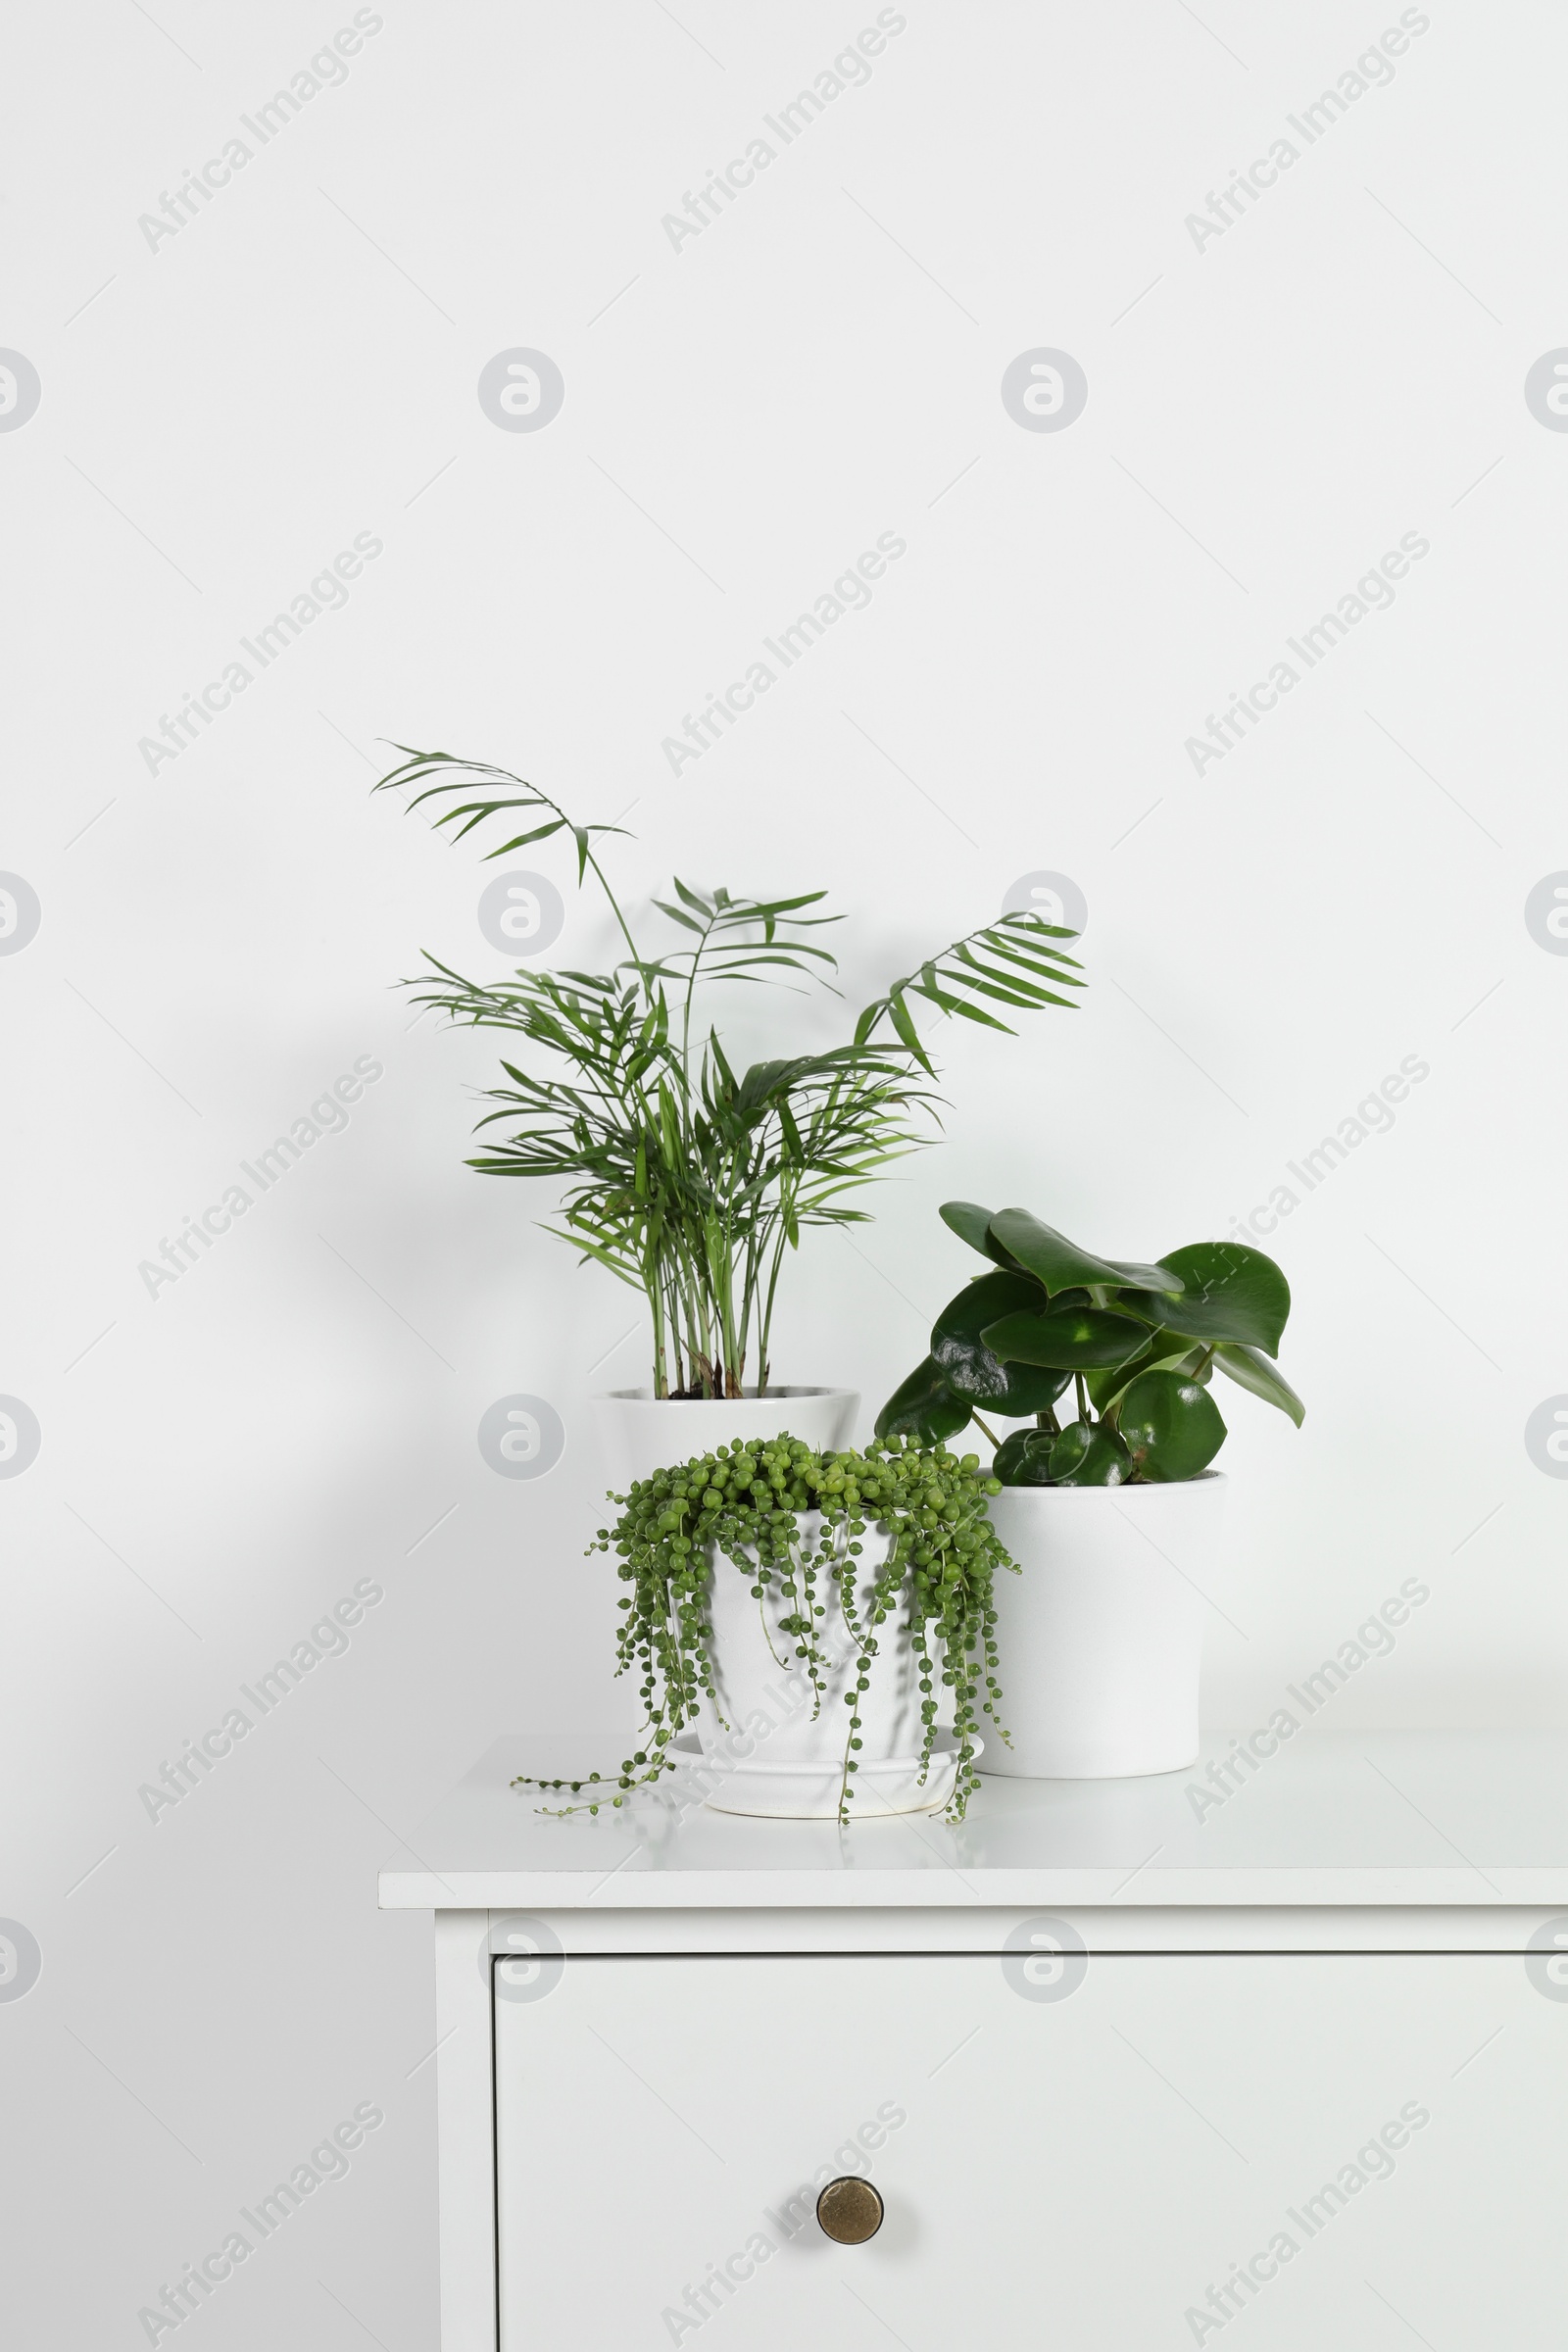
512,1436 -> 1013,1825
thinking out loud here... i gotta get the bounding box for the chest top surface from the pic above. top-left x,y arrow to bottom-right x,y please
377,1731 -> 1568,1912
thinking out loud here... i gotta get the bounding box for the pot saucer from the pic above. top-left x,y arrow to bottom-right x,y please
667,1729 -> 982,1820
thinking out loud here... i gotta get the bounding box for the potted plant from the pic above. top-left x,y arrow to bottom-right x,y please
375,751 -> 1084,1482
876,1204 -> 1303,1778
515,1432 -> 1014,1821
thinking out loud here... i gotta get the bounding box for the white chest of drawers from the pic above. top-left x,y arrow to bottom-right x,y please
380,1731 -> 1568,2351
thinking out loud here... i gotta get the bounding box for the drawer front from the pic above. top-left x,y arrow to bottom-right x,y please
495,1949 -> 1564,2349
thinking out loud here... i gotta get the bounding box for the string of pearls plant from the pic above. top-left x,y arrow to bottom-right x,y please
513,1436 -> 1014,1824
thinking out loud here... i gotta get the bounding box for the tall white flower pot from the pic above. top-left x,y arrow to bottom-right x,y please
592,1386 -> 858,1494
982,1475 -> 1226,1779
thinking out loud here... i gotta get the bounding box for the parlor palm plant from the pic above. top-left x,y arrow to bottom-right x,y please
375,750 -> 1085,1398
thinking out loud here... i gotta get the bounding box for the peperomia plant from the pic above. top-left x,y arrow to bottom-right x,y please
512,1435 -> 1014,1822
876,1204 -> 1303,1484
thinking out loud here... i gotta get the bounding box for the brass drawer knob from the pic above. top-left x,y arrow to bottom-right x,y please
816,2176 -> 884,2244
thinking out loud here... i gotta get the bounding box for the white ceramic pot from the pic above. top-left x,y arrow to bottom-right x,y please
592,1386 -> 858,1494
982,1474 -> 1227,1779
686,1522 -> 973,1819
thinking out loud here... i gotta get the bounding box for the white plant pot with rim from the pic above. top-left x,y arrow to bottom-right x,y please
592,1385 -> 972,1817
592,1385 -> 858,1494
981,1473 -> 1226,1779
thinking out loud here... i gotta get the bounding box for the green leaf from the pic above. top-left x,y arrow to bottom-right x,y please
947,998 -> 1016,1032
1084,1348 -> 1152,1410
989,1209 -> 1183,1299
777,1098 -> 805,1164
474,816 -> 564,852
1087,1331 -> 1210,1415
874,1357 -> 973,1445
855,911 -> 1083,1067
938,1200 -> 1031,1274
887,989 -> 934,1074
997,909 -> 1081,947
1102,1257 -> 1186,1295
1210,1342 -> 1305,1426
992,1427 -> 1058,1486
981,1305 -> 1151,1370
939,1200 -> 998,1257
1116,1369 -> 1227,1481
931,1273 -> 1074,1409
723,888 -> 832,919
1155,1242 -> 1291,1354
536,1221 -> 645,1290
1048,1421 -> 1134,1486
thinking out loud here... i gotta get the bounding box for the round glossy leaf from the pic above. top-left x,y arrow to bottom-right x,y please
932,1270 -> 1037,1388
991,1363 -> 1075,1414
1090,1335 -> 1214,1417
981,1305 -> 1151,1370
932,1272 -> 1070,1409
874,1356 -> 973,1446
1048,1420 -> 1133,1486
992,1428 -> 1058,1486
1155,1242 -> 1291,1355
1116,1370 -> 1227,1482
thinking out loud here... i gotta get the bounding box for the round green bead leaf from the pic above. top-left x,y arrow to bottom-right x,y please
1048,1420 -> 1133,1486
1116,1369 -> 1227,1481
992,1427 -> 1058,1486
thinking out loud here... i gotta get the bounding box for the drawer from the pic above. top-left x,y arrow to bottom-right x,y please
494,1948 -> 1565,2350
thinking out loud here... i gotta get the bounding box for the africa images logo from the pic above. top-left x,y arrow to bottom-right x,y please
0,350 -> 41,431
0,1397 -> 42,1479
1524,1396 -> 1568,1478
478,1396 -> 565,1479
0,873 -> 42,953
0,1920 -> 43,2002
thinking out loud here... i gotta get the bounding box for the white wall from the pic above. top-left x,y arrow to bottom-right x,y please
3,1 -> 1564,2341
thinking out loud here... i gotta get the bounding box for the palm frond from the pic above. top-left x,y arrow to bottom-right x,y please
854,909 -> 1084,1072
375,752 -> 1086,1395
